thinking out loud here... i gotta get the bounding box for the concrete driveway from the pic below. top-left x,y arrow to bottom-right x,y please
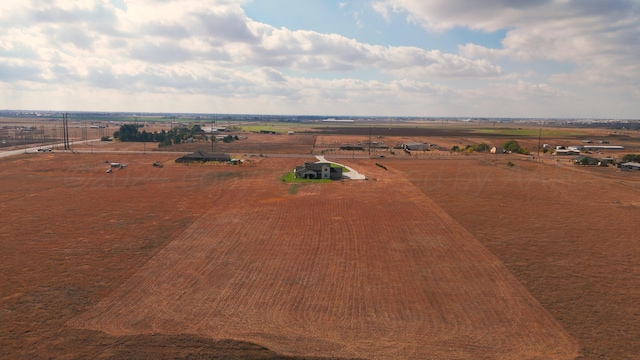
315,155 -> 366,180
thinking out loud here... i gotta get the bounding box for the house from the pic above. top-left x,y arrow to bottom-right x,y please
402,142 -> 427,151
619,162 -> 640,171
175,150 -> 231,163
294,162 -> 343,180
490,146 -> 504,154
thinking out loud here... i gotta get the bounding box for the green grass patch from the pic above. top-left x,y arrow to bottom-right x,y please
281,172 -> 332,183
474,128 -> 587,137
240,123 -> 300,133
330,163 -> 349,172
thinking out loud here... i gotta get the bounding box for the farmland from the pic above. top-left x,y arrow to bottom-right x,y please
1,120 -> 640,359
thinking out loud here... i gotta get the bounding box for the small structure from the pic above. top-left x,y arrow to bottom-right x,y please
619,162 -> 640,171
260,130 -> 277,134
340,145 -> 364,151
554,149 -> 581,156
402,142 -> 427,151
294,162 -> 343,180
490,146 -> 504,154
582,145 -> 624,151
175,150 -> 231,163
363,141 -> 390,149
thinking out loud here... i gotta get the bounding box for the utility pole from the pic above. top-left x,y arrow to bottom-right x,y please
537,128 -> 542,159
368,125 -> 372,156
62,113 -> 70,150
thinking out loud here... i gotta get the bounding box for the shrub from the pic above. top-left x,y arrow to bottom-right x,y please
622,154 -> 640,162
503,140 -> 521,153
472,143 -> 491,152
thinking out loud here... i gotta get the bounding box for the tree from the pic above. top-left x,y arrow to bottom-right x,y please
503,140 -> 521,153
472,143 -> 490,152
622,154 -> 640,162
503,140 -> 530,155
114,124 -> 140,141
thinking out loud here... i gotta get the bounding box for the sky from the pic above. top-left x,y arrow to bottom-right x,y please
1,0 -> 639,118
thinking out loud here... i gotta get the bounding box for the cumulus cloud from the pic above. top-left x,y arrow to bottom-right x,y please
375,0 -> 640,89
0,0 -> 637,117
0,0 -> 501,86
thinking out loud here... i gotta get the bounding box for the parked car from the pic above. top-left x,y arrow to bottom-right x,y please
37,148 -> 52,152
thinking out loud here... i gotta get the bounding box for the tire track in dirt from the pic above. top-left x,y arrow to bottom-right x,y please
69,164 -> 579,359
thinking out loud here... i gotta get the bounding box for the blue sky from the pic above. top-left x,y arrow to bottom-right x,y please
0,0 -> 639,118
245,0 -> 506,52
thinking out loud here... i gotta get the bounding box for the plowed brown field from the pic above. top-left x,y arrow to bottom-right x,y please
67,157 -> 578,359
14,149 -> 640,358
388,157 -> 640,359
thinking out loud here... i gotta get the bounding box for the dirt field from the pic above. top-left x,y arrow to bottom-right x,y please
0,153 -> 308,359
1,122 -> 639,359
389,157 -> 640,359
69,159 -> 577,359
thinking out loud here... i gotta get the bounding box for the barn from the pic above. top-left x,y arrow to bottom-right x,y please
175,150 -> 231,163
402,142 -> 427,151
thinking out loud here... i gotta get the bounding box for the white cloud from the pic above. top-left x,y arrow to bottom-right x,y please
376,0 -> 640,88
0,0 -> 638,117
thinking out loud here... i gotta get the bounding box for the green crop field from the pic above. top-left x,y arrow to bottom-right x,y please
474,128 -> 587,137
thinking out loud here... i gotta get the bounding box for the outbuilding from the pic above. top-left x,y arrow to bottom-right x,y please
619,162 -> 640,171
175,150 -> 231,163
554,149 -> 581,156
402,142 -> 427,151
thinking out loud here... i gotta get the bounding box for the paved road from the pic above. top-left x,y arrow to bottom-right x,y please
315,155 -> 367,180
0,139 -> 105,158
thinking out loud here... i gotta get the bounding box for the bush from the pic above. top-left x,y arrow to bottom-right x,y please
472,143 -> 490,152
503,140 -> 521,153
622,154 -> 640,162
507,161 -> 515,167
503,140 -> 530,155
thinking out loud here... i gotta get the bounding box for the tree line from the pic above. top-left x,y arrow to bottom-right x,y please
113,124 -> 204,147
112,124 -> 241,148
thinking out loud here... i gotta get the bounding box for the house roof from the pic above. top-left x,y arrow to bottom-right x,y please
176,150 -> 230,162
